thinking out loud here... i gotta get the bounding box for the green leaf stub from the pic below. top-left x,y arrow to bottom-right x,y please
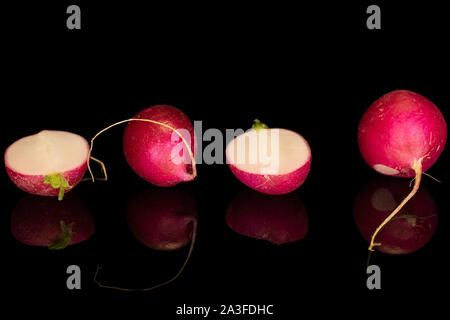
252,119 -> 269,130
43,173 -> 71,201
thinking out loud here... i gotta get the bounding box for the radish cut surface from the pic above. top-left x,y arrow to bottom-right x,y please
226,129 -> 310,175
5,130 -> 89,175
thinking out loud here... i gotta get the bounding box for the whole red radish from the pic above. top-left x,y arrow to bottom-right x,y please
11,193 -> 94,249
226,120 -> 311,195
5,130 -> 90,200
226,189 -> 308,244
357,90 -> 446,250
358,90 -> 447,177
353,177 -> 438,254
127,188 -> 197,250
122,105 -> 197,187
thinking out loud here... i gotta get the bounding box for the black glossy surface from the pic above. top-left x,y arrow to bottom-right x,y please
2,2 -> 449,317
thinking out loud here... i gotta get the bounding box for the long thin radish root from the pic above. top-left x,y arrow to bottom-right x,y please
89,156 -> 108,181
93,221 -> 197,292
80,156 -> 108,182
87,118 -> 197,183
368,159 -> 423,251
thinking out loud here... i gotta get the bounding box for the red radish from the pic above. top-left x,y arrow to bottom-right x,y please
358,90 -> 447,250
358,90 -> 447,178
88,105 -> 197,187
226,189 -> 308,244
5,130 -> 90,200
226,120 -> 311,195
127,188 -> 197,250
11,194 -> 94,249
353,177 -> 438,254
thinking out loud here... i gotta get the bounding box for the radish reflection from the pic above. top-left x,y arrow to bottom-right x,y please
226,189 -> 308,244
127,188 -> 197,251
11,193 -> 94,249
353,176 -> 438,254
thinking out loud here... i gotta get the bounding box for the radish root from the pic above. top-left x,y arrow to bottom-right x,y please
80,156 -> 108,182
408,172 -> 441,187
366,250 -> 374,268
89,156 -> 108,181
87,118 -> 197,183
93,221 -> 197,292
422,172 -> 441,183
368,158 -> 423,251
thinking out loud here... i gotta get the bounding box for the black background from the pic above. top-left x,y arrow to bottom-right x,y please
2,1 -> 449,318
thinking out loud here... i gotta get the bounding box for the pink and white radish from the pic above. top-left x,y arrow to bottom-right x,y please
5,130 -> 90,200
11,194 -> 94,249
353,177 -> 438,254
89,105 -> 196,187
226,189 -> 308,244
357,89 -> 447,250
226,120 -> 311,195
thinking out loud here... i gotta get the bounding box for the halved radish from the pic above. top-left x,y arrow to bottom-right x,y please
226,120 -> 311,195
5,130 -> 90,200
